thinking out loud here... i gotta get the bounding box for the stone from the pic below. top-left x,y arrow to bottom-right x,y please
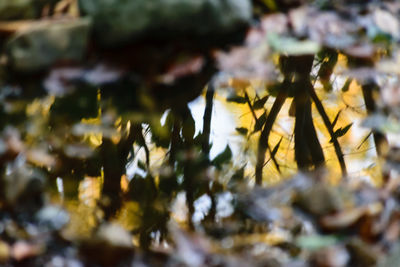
79,0 -> 252,46
0,0 -> 36,20
295,183 -> 344,216
78,223 -> 134,266
6,18 -> 90,72
0,0 -> 63,20
36,205 -> 70,231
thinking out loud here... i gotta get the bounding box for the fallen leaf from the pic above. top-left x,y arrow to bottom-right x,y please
0,241 -> 10,264
11,241 -> 44,261
159,56 -> 205,84
169,222 -> 210,267
321,207 -> 365,229
0,20 -> 33,35
26,149 -> 56,168
311,245 -> 349,267
373,9 -> 400,40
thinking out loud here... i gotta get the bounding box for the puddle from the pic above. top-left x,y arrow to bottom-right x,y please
54,61 -> 391,238
185,79 -> 381,185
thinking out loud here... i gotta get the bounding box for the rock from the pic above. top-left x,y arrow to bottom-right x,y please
310,246 -> 349,267
295,183 -> 344,217
0,1 -> 59,21
346,238 -> 380,266
79,0 -> 252,46
36,205 -> 70,231
380,242 -> 400,267
96,223 -> 133,248
79,223 -> 134,266
6,18 -> 90,72
3,164 -> 45,213
0,0 -> 36,20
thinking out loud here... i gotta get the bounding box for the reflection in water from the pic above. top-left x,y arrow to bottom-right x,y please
187,80 -> 380,185
216,192 -> 234,219
56,177 -> 64,199
60,68 -> 386,246
189,96 -> 242,160
193,194 -> 211,222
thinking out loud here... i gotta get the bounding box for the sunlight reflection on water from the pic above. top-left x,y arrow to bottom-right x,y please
189,97 -> 241,160
67,79 -> 388,235
188,84 -> 381,185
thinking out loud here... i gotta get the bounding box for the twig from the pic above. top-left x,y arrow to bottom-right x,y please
202,84 -> 214,156
361,82 -> 389,157
244,91 -> 281,174
169,117 -> 181,165
255,88 -> 287,185
308,86 -> 347,176
135,124 -> 150,167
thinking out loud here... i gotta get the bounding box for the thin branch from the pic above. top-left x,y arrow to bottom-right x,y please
202,84 -> 214,156
135,124 -> 150,167
169,117 -> 181,165
357,132 -> 373,150
361,82 -> 389,157
244,91 -> 281,174
202,84 -> 216,223
255,88 -> 287,185
308,86 -> 347,176
294,87 -> 325,169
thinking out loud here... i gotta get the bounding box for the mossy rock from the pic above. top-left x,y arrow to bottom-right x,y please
0,0 -> 60,20
79,0 -> 252,46
6,18 -> 90,72
0,0 -> 36,20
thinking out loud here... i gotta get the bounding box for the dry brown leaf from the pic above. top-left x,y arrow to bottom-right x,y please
26,149 -> 57,168
321,203 -> 382,230
0,20 -> 33,35
159,56 -> 205,84
260,13 -> 288,35
321,207 -> 366,229
311,246 -> 349,267
11,241 -> 44,261
384,219 -> 400,243
344,44 -> 376,59
0,241 -> 11,264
